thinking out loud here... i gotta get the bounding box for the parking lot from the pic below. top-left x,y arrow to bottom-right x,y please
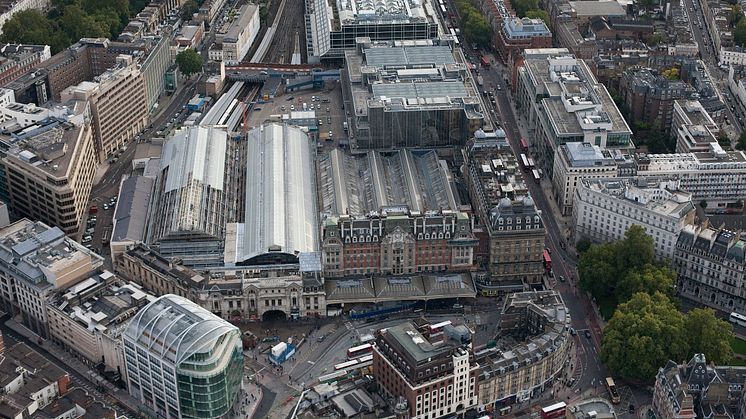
246,80 -> 348,151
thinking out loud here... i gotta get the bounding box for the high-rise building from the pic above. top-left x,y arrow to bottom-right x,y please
0,219 -> 104,336
516,50 -> 633,175
1,117 -> 97,235
123,294 -> 243,419
673,224 -> 746,316
373,319 -> 478,419
551,142 -> 619,216
304,0 -> 439,62
342,38 -> 484,148
572,177 -> 696,260
61,55 -> 149,161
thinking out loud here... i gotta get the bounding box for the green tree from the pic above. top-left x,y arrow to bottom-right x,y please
730,4 -> 743,26
176,48 -> 203,77
684,308 -> 734,364
0,10 -> 63,51
718,131 -> 732,147
700,200 -> 708,208
60,5 -> 109,41
736,130 -> 746,150
615,264 -> 675,303
181,0 -> 198,20
615,225 -> 654,273
735,19 -> 746,47
648,33 -> 665,46
576,238 -> 592,254
511,0 -> 539,17
601,292 -> 689,382
525,9 -> 550,27
578,242 -> 618,298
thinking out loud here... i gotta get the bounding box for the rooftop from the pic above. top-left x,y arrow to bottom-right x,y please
123,294 -> 240,365
503,17 -> 551,38
0,336 -> 68,405
0,219 -> 102,288
383,320 -> 470,364
568,0 -> 626,16
579,178 -> 695,218
560,142 -> 617,167
325,273 -> 477,303
639,150 -> 746,171
112,175 -> 154,244
466,142 -> 529,213
223,4 -> 259,42
337,0 -> 436,25
318,148 -> 459,216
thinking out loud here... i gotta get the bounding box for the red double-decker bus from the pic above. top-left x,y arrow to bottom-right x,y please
541,402 -> 567,419
543,249 -> 552,274
520,138 -> 529,152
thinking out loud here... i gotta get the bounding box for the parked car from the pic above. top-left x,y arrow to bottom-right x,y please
584,330 -> 592,339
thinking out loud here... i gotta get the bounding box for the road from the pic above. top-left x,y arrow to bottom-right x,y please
682,0 -> 743,135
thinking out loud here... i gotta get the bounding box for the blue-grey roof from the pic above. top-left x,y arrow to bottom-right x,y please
371,81 -> 467,99
112,176 -> 154,243
364,46 -> 455,68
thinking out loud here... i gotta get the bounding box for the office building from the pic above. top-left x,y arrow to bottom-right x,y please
224,123 -> 318,267
0,334 -> 72,418
373,319 -> 478,419
0,219 -> 104,336
61,55 -> 149,161
343,38 -> 484,148
516,51 -> 632,175
123,294 -> 243,419
47,273 -> 156,378
653,354 -> 746,419
671,100 -> 720,153
673,224 -> 746,316
552,142 -> 619,216
461,140 -> 544,292
219,4 -> 260,63
147,126 -> 229,267
572,178 -> 696,260
318,147 -> 476,277
1,117 -> 97,235
620,68 -> 696,132
634,150 -> 746,209
304,0 -> 439,62
0,44 -> 51,86
476,290 -> 572,408
496,18 -> 552,63
0,0 -> 50,37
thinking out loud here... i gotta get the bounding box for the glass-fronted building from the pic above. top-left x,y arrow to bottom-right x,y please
123,294 -> 243,419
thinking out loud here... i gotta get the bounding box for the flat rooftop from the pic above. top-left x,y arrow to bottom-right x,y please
581,177 -> 694,217
4,118 -> 86,178
568,0 -> 626,16
337,0 -> 436,25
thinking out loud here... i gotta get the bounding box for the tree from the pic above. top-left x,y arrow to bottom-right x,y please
526,9 -> 550,27
730,4 -> 743,27
700,200 -> 708,208
684,308 -> 734,364
736,130 -> 746,150
576,238 -> 592,254
615,264 -> 675,303
601,292 -> 689,382
176,48 -> 203,77
0,10 -> 63,51
511,0 -> 539,17
648,33 -> 665,46
181,0 -> 198,21
735,19 -> 746,47
718,131 -> 732,147
615,225 -> 654,273
578,242 -> 618,298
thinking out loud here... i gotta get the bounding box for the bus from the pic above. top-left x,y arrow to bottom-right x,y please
481,56 -> 490,68
532,169 -> 541,183
440,4 -> 446,14
357,354 -> 373,368
430,320 -> 452,334
347,343 -> 373,360
334,359 -> 359,371
520,138 -> 529,152
541,402 -> 567,419
543,249 -> 552,274
606,377 -> 621,404
449,28 -> 460,45
319,370 -> 348,384
520,154 -> 530,171
730,312 -> 746,327
527,158 -> 535,169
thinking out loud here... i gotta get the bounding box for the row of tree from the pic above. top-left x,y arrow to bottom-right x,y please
453,0 -> 492,49
579,226 -> 733,382
510,0 -> 550,26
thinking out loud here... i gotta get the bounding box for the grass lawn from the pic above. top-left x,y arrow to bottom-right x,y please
597,295 -> 617,320
731,337 -> 746,356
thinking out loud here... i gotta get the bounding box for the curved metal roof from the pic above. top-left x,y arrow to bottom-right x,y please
240,123 -> 319,263
123,294 -> 239,365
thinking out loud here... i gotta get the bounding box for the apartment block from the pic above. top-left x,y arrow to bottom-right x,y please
620,68 -> 695,131
0,44 -> 51,86
0,219 -> 104,337
1,117 -> 97,235
477,291 -> 572,408
634,150 -> 746,209
373,319 -> 478,419
673,224 -> 746,316
516,50 -> 632,176
47,273 -> 155,378
552,142 -> 619,216
61,56 -> 148,161
572,178 -> 696,260
671,100 -> 720,153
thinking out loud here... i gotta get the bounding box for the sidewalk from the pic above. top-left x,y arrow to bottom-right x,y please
234,378 -> 264,418
5,317 -> 143,415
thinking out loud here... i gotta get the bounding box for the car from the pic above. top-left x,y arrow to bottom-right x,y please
327,117 -> 331,124
567,377 -> 576,387
253,107 -> 262,111
569,328 -> 576,336
322,98 -> 330,103
85,228 -> 94,235
82,235 -> 92,243
89,205 -> 98,214
281,105 -> 286,111
290,105 -> 295,111
84,244 -> 93,249
318,120 -> 323,126
317,335 -> 326,342
326,107 -> 330,113
584,330 -> 592,339
286,96 -> 294,101
559,275 -> 565,282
